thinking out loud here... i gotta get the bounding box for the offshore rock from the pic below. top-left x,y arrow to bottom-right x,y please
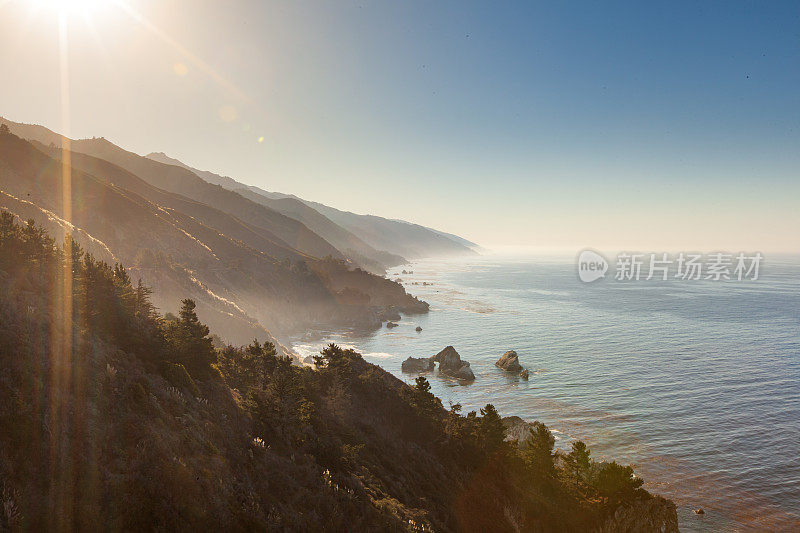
401,356 -> 435,373
431,346 -> 475,381
495,350 -> 524,373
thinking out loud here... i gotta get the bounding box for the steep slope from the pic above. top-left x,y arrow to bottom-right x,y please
71,138 -> 345,261
0,116 -> 477,260
0,131 -> 427,342
147,151 -> 406,273
244,184 -> 479,259
33,143 -> 308,263
0,226 -> 678,531
236,188 -> 405,273
0,132 -> 289,346
0,117 -> 343,261
299,197 -> 478,259
143,149 -> 478,261
146,151 -> 243,190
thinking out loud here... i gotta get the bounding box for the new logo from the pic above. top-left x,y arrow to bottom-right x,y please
577,249 -> 608,283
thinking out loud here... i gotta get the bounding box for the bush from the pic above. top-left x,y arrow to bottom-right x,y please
158,361 -> 200,397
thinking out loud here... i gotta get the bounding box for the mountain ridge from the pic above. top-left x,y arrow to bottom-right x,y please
145,151 -> 406,273
142,150 -> 479,261
0,129 -> 427,349
0,117 -> 344,262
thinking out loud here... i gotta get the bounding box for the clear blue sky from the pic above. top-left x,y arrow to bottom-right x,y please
1,0 -> 798,250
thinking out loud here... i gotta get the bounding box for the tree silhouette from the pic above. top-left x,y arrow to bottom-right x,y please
164,299 -> 216,375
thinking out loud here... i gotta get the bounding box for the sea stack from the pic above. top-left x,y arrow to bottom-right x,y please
432,346 -> 475,381
401,356 -> 435,373
495,350 -> 524,373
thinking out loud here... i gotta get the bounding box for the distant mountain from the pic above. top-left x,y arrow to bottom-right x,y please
0,118 -> 342,262
235,189 -> 405,274
0,129 -> 427,346
263,188 -> 479,260
0,130 -> 281,346
423,226 -> 479,249
147,151 -> 405,273
146,151 -> 243,191
35,143 -> 308,263
144,152 -> 478,261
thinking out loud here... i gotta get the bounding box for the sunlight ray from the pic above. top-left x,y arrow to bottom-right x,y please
49,10 -> 75,529
114,1 -> 251,103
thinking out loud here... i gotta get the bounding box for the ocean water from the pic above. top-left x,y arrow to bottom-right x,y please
291,253 -> 800,532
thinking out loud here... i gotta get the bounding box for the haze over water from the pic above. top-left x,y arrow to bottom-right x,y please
292,253 -> 800,532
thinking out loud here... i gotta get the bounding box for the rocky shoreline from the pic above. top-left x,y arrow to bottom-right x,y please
293,279 -> 682,531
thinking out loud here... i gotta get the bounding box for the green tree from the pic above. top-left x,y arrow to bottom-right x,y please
163,299 -> 216,376
523,421 -> 555,481
594,461 -> 644,507
414,376 -> 431,394
479,404 -> 506,453
563,440 -> 591,489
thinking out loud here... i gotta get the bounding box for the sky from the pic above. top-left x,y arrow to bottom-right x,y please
1,0 -> 798,251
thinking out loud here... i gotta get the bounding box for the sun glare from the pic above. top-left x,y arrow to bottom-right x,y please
29,0 -> 110,15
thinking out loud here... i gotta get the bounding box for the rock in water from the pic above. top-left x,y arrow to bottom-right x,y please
495,350 -> 523,373
451,362 -> 475,381
415,326 -> 423,332
386,321 -> 399,328
520,369 -> 529,380
401,356 -> 435,373
431,346 -> 475,381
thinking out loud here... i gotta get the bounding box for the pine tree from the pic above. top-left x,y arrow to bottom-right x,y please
564,440 -> 591,489
479,404 -> 506,453
164,299 -> 216,376
523,421 -> 555,481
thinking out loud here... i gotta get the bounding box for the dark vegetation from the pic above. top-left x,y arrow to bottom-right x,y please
0,216 -> 665,531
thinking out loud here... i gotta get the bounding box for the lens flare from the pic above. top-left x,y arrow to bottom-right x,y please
30,0 -> 107,13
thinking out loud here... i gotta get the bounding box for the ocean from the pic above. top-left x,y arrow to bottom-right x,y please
290,253 -> 800,532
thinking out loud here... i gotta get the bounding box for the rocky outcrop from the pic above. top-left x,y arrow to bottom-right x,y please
401,356 -> 435,373
495,350 -> 524,373
400,346 -> 475,381
598,496 -> 679,533
377,307 -> 401,322
432,346 -> 475,381
502,416 -> 537,447
520,369 -> 529,380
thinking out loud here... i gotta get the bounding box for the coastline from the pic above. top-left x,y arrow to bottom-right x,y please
288,257 -> 800,532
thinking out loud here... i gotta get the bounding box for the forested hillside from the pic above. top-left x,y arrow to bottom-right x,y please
0,128 -> 426,345
0,215 -> 676,531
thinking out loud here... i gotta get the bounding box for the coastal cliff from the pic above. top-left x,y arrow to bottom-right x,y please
0,217 -> 677,531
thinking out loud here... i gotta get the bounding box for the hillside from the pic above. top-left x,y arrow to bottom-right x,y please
146,150 -> 405,273
246,185 -> 480,260
144,151 -> 477,262
238,188 -> 405,274
0,130 -> 426,345
0,118 -> 343,262
1,117 -> 478,266
0,216 -> 678,531
142,150 -> 477,262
